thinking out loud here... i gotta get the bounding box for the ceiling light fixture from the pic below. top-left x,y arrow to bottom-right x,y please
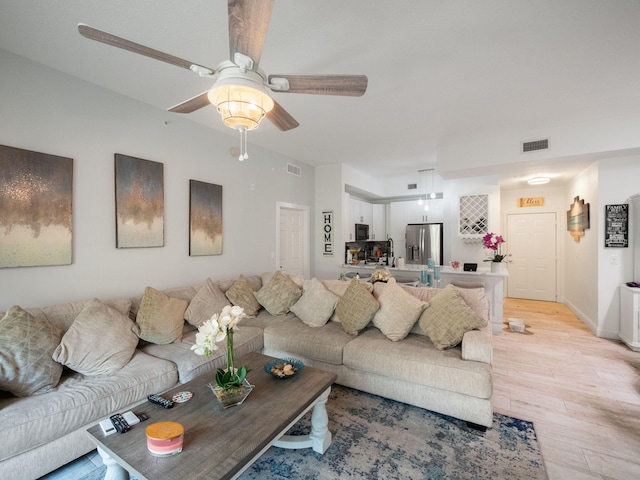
207,61 -> 275,161
527,176 -> 551,185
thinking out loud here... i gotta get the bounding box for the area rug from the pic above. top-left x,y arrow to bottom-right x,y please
81,385 -> 547,480
240,385 -> 547,479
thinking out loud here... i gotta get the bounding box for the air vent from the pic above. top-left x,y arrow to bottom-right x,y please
522,139 -> 549,153
407,183 -> 418,190
286,163 -> 301,177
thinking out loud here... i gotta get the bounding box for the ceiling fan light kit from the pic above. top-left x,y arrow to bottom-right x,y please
77,0 -> 367,162
208,73 -> 275,131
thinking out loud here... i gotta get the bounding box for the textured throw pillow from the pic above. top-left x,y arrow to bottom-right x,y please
52,299 -> 139,376
418,284 -> 487,350
290,278 -> 339,327
0,306 -> 64,397
336,278 -> 380,336
135,287 -> 188,344
254,270 -> 303,316
184,278 -> 231,327
225,275 -> 262,317
372,278 -> 428,341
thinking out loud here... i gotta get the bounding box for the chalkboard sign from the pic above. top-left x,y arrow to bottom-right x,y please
604,204 -> 628,247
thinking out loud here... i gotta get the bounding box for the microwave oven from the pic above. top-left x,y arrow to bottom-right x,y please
355,223 -> 369,241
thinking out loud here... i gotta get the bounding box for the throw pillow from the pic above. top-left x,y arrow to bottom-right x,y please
261,271 -> 305,288
335,278 -> 380,336
254,270 -> 303,316
0,305 -> 64,397
135,287 -> 188,344
184,278 -> 231,327
418,284 -> 487,350
225,275 -> 262,317
52,299 -> 138,376
290,278 -> 339,327
372,278 -> 428,341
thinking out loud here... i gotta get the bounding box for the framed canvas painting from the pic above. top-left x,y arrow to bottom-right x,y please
189,180 -> 222,256
0,145 -> 73,268
115,154 -> 164,248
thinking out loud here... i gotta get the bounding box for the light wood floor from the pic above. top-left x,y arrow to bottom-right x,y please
494,298 -> 640,480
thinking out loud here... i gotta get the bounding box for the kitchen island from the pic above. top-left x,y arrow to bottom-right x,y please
342,264 -> 507,335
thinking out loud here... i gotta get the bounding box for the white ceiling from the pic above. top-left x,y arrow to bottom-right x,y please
2,0 -> 640,187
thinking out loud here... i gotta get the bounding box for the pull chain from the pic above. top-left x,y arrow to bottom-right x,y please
238,126 -> 249,161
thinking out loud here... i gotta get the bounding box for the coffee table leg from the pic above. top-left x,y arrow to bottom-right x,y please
97,447 -> 130,480
309,387 -> 332,453
273,386 -> 332,454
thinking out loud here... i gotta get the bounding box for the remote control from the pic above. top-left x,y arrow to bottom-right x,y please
136,412 -> 149,422
109,413 -> 130,433
147,393 -> 173,409
100,418 -> 117,436
122,410 -> 140,426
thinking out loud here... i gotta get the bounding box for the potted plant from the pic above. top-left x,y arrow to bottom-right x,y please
482,232 -> 506,273
191,305 -> 253,407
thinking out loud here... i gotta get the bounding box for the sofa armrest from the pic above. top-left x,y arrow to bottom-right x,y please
461,322 -> 492,365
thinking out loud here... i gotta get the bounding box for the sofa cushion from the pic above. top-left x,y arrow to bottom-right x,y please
52,299 -> 138,376
335,279 -> 379,336
289,278 -> 339,327
225,275 -> 262,317
0,351 -> 178,463
372,278 -> 428,341
135,287 -> 188,344
20,298 -> 132,333
0,306 -> 64,397
253,270 -> 302,316
140,326 -> 264,383
418,284 -> 487,350
184,278 -> 230,327
263,318 -> 354,365
343,328 -> 492,398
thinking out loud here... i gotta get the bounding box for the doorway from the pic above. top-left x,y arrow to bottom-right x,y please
507,212 -> 557,301
276,202 -> 310,277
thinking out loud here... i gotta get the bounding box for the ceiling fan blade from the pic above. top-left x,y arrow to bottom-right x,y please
268,75 -> 368,96
267,101 -> 299,131
168,91 -> 212,114
78,24 -> 215,75
228,0 -> 274,69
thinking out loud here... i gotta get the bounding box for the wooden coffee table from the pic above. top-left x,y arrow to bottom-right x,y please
87,352 -> 337,480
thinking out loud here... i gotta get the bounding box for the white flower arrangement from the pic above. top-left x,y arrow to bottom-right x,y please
191,305 -> 248,389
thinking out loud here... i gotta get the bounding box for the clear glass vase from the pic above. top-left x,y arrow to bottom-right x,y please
208,380 -> 254,408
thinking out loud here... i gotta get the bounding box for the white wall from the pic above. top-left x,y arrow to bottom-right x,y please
562,156 -> 640,338
596,156 -> 640,337
0,49 -> 315,310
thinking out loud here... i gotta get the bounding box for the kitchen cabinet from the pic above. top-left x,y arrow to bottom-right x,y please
371,204 -> 386,240
344,193 -> 355,241
350,198 -> 373,226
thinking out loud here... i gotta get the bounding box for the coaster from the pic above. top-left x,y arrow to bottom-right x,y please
172,391 -> 193,403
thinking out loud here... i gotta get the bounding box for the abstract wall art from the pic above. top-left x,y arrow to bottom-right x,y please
115,154 -> 164,248
189,180 -> 222,256
0,145 -> 73,268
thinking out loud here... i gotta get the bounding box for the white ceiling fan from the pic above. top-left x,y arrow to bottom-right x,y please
78,0 -> 368,159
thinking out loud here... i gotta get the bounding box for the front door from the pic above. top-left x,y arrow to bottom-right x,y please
507,212 -> 557,301
277,203 -> 309,277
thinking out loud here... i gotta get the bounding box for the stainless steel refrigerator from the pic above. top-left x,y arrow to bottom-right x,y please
405,223 -> 443,265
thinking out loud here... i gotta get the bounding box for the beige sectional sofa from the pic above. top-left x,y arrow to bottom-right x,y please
0,273 -> 492,479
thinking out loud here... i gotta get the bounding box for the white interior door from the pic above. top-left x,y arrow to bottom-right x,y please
277,204 -> 309,277
507,212 -> 557,301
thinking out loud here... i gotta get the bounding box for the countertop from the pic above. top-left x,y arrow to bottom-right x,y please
342,263 -> 508,277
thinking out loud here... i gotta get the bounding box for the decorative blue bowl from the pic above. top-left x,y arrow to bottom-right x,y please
264,358 -> 304,379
